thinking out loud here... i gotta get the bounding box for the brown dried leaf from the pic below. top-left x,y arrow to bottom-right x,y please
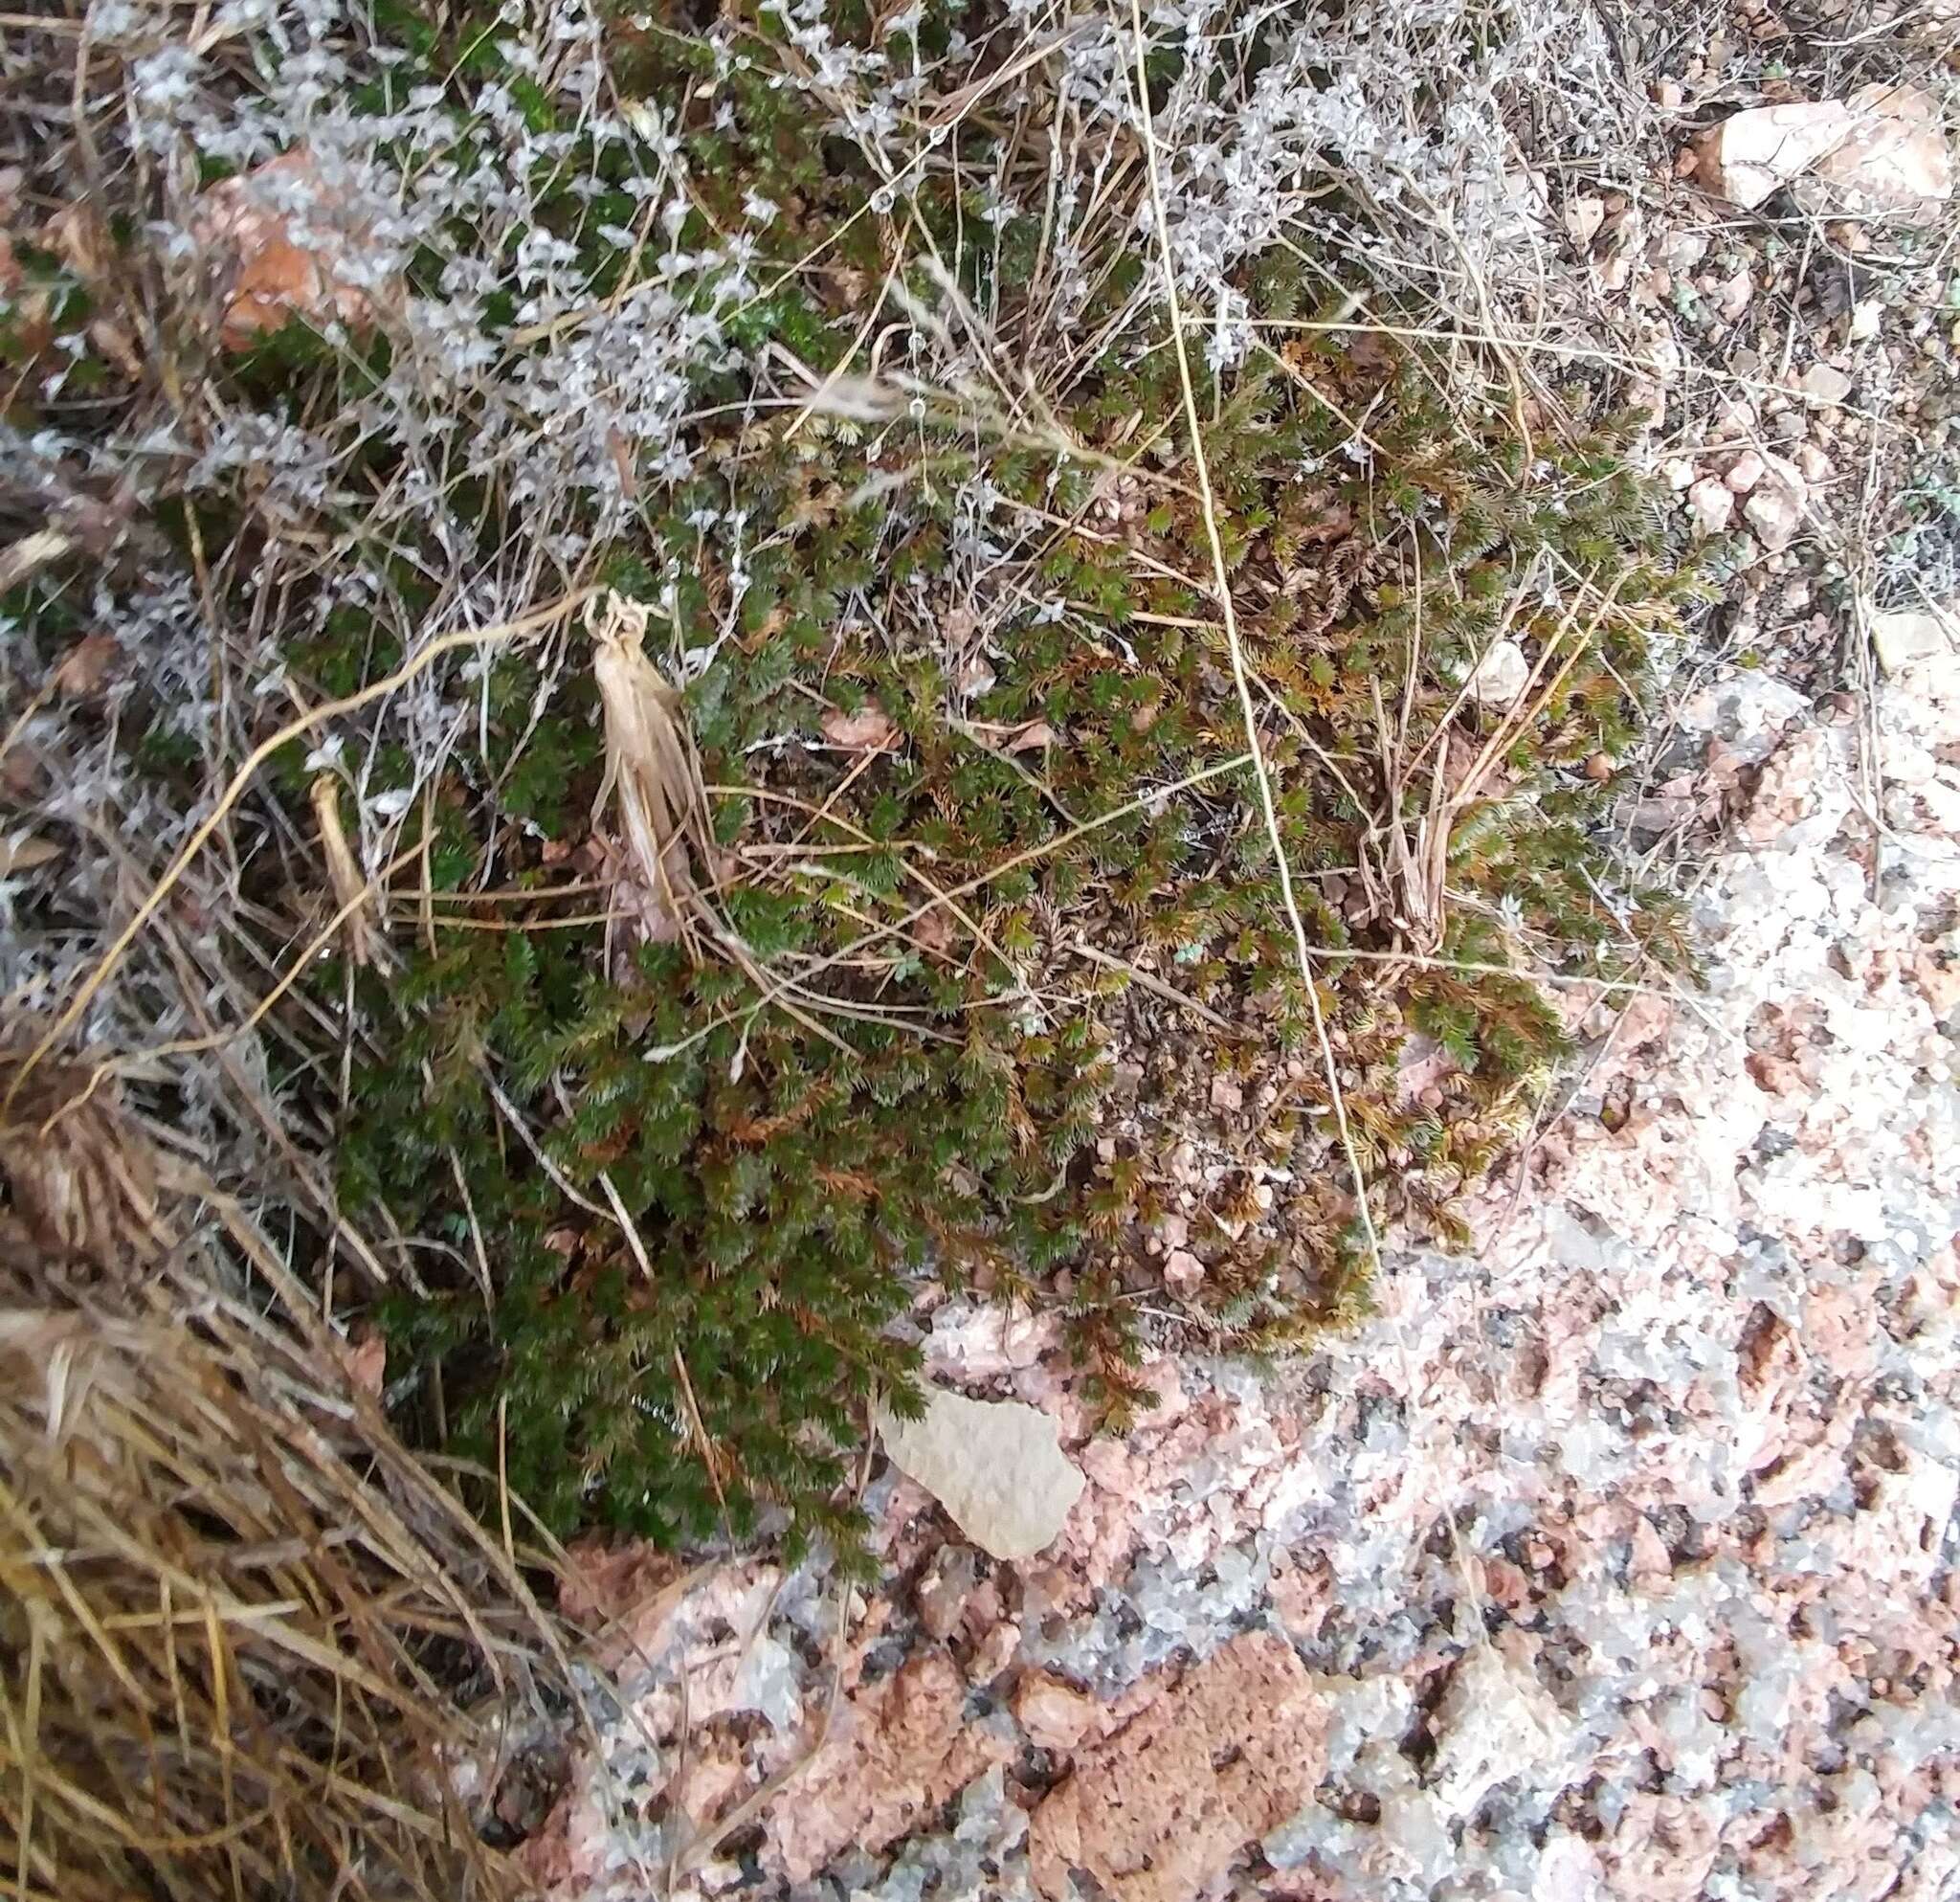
44,203 -> 114,285
1294,491 -> 1354,547
820,703 -> 902,752
51,631 -> 120,697
87,317 -> 145,380
0,836 -> 60,878
912,906 -> 957,956
339,1331 -> 387,1398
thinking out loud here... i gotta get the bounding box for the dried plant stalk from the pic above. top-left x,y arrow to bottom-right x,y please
590,590 -> 712,956
310,774 -> 378,968
0,1055 -> 166,1269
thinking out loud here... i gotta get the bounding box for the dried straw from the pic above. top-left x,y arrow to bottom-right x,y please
310,774 -> 378,970
0,1227 -> 569,1902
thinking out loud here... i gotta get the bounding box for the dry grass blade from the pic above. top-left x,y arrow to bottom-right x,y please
0,1053 -> 167,1270
309,776 -> 378,971
0,1235 -> 572,1902
0,586 -> 597,1118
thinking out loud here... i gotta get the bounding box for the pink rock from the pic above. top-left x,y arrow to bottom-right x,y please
1800,363 -> 1854,408
767,1651 -> 1013,1881
1013,1668 -> 1102,1751
1687,478 -> 1735,538
1027,1635 -> 1327,1902
1742,452 -> 1808,552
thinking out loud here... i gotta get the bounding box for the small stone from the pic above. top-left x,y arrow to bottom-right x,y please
1698,101 -> 1856,209
1686,478 -> 1735,538
968,1619 -> 1021,1685
1584,752 -> 1615,783
1795,442 -> 1833,483
915,1547 -> 977,1642
1467,638 -> 1531,705
1742,452 -> 1808,552
1799,363 -> 1854,407
1013,1670 -> 1100,1751
1870,610 -> 1953,672
1659,231 -> 1709,275
1156,1211 -> 1190,1251
1164,1249 -> 1205,1294
1661,456 -> 1697,490
1210,1076 -> 1244,1112
1849,299 -> 1882,341
1714,268 -> 1754,322
879,1388 -> 1084,1561
1725,451 -> 1767,493
1429,1647 -> 1575,1820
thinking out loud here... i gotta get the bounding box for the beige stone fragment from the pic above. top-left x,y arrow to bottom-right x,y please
1870,610 -> 1953,673
879,1386 -> 1084,1560
1801,83 -> 1952,220
1700,101 -> 1856,208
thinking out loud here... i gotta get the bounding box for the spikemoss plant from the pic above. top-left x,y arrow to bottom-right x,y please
1,0 -> 1700,1563
335,291 -> 1694,1555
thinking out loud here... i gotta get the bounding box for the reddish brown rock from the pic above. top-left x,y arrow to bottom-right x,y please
768,1649 -> 1012,1881
1028,1634 -> 1327,1902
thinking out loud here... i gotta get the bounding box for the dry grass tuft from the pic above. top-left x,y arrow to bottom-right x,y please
0,1227 -> 569,1902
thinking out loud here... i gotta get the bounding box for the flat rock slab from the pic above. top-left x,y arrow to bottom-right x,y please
1701,84 -> 1950,216
878,1385 -> 1084,1560
1872,609 -> 1955,674
1028,1632 -> 1328,1902
1700,100 -> 1857,208
770,1651 -> 1013,1882
1802,83 -> 1951,220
